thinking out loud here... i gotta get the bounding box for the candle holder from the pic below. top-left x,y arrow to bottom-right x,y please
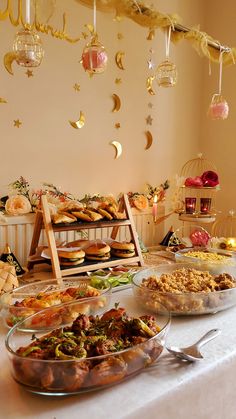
200,198 -> 212,214
185,197 -> 196,214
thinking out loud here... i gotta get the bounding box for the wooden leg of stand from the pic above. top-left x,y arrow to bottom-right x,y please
123,194 -> 144,266
41,195 -> 62,283
27,211 -> 43,270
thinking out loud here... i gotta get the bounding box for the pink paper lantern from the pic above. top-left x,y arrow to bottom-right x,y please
81,37 -> 108,74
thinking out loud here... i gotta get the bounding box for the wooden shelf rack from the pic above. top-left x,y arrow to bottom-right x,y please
27,194 -> 144,279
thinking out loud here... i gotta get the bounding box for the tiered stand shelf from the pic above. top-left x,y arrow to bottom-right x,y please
27,194 -> 144,279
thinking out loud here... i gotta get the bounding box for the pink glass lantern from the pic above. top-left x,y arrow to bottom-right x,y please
81,36 -> 108,75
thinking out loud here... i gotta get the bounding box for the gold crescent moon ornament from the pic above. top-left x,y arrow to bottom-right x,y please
115,51 -> 125,70
69,111 -> 85,129
110,141 -> 122,159
146,76 -> 156,95
145,130 -> 153,150
147,29 -> 155,40
112,93 -> 121,112
4,52 -> 17,75
0,98 -> 7,103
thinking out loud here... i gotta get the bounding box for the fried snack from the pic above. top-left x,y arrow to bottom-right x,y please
52,212 -> 77,224
59,200 -> 84,212
72,211 -> 93,222
83,209 -> 104,221
97,208 -> 113,220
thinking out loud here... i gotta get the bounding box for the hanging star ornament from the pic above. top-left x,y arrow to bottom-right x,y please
146,115 -> 153,125
115,122 -> 121,129
147,59 -> 155,70
117,32 -> 124,40
25,70 -> 33,78
115,78 -> 122,85
14,119 -> 22,128
73,83 -> 81,92
148,102 -> 154,109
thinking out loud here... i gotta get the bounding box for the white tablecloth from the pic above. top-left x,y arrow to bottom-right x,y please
1,288 -> 236,419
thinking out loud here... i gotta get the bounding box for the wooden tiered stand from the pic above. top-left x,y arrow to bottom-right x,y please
27,194 -> 144,279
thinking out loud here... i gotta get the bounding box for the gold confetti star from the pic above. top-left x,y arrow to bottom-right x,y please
115,78 -> 122,85
25,69 -> 33,78
146,115 -> 153,125
73,83 -> 81,92
117,32 -> 124,40
148,102 -> 154,109
115,122 -> 121,129
14,119 -> 22,128
147,59 -> 155,70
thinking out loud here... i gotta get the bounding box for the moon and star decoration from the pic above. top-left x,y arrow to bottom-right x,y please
144,32 -> 156,151
69,112 -> 85,129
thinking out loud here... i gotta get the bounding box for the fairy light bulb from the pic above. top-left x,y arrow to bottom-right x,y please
81,0 -> 108,74
156,26 -> 177,87
13,0 -> 44,68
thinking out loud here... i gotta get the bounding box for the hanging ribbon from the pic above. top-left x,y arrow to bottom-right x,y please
165,26 -> 171,59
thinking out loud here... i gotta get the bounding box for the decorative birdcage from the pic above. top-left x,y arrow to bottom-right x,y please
178,154 -> 219,221
210,210 -> 236,250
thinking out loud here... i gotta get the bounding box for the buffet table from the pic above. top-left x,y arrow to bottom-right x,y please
1,287 -> 236,419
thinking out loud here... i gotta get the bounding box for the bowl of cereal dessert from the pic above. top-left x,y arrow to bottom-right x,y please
175,248 -> 236,276
5,295 -> 170,395
132,263 -> 236,315
0,277 -> 112,329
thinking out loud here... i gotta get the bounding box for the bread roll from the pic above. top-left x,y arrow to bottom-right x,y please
110,241 -> 135,258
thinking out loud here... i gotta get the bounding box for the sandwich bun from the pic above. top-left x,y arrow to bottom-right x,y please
57,249 -> 85,259
85,242 -> 111,261
110,241 -> 135,258
63,239 -> 90,249
58,248 -> 85,266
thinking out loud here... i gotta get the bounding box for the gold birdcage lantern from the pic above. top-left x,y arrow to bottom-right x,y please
210,210 -> 236,250
178,154 -> 220,222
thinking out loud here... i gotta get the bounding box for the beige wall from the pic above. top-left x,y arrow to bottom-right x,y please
201,0 -> 236,216
0,0 -> 214,231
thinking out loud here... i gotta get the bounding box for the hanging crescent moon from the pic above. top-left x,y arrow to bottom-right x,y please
4,52 -> 17,75
112,93 -> 121,112
145,131 -> 153,150
110,141 -> 122,159
69,111 -> 85,129
147,29 -> 155,40
146,76 -> 156,95
0,98 -> 7,103
115,51 -> 125,70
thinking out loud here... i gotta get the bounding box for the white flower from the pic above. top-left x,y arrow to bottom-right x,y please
5,195 -> 31,215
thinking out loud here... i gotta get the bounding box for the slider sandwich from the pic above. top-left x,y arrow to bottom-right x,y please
110,241 -> 136,258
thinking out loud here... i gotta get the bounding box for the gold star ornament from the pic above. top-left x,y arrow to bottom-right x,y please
73,83 -> 81,92
115,122 -> 121,129
25,70 -> 33,78
115,78 -> 122,85
146,115 -> 153,125
14,119 -> 22,128
117,33 -> 124,40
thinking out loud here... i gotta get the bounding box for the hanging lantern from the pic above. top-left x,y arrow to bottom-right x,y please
81,35 -> 108,74
208,52 -> 229,120
208,94 -> 229,120
81,0 -> 108,75
156,26 -> 177,87
13,28 -> 44,67
12,0 -> 44,68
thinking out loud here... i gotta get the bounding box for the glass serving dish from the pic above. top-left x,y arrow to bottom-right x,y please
175,247 -> 236,275
5,295 -> 170,396
132,263 -> 236,316
0,277 -> 112,329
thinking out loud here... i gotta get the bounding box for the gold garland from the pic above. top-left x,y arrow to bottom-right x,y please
1,0 -> 235,64
76,0 -> 236,65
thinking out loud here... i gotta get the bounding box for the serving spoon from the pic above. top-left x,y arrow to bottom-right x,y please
166,328 -> 221,362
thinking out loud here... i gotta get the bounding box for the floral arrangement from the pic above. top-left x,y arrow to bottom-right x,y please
120,180 -> 170,211
184,171 -> 219,188
0,177 -> 170,216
